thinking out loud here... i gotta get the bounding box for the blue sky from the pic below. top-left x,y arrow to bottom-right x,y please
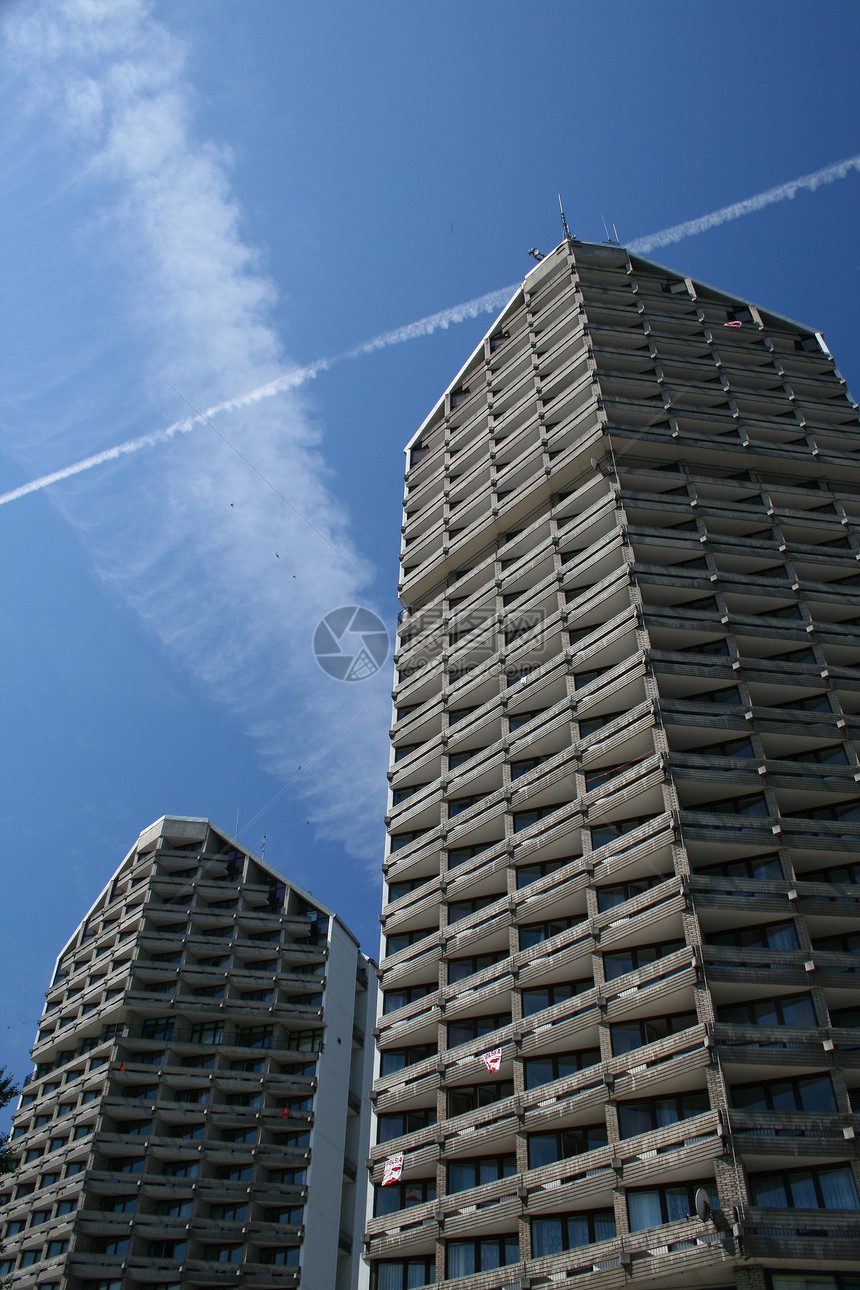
1,0 -> 859,1107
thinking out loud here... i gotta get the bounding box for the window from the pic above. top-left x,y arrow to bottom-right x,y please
141,1017 -> 174,1041
380,1044 -> 435,1076
603,937 -> 684,980
695,853 -> 782,881
225,1091 -> 261,1108
596,878 -> 659,911
513,804 -> 559,832
578,711 -> 624,738
766,1274 -> 860,1290
519,916 -> 580,950
5,1219 -> 25,1235
377,1108 -> 436,1143
20,1248 -> 42,1266
590,814 -> 654,849
448,951 -> 507,983
46,1240 -> 68,1258
257,1247 -> 300,1266
286,1029 -> 323,1052
447,844 -> 488,868
154,1198 -> 192,1217
170,1122 -> 204,1140
161,1160 -> 197,1177
618,1092 -> 710,1137
693,791 -> 769,817
56,1197 -> 77,1215
375,1258 -> 436,1289
108,1147 -> 146,1172
101,1195 -> 137,1213
382,985 -> 434,1014
91,1237 -> 130,1255
522,980 -> 590,1017
627,1181 -> 719,1231
515,858 -> 572,889
127,1084 -> 158,1101
447,1153 -> 516,1193
510,755 -> 549,780
532,1208 -> 616,1256
147,1239 -> 185,1259
610,1010 -> 698,1055
375,1178 -> 436,1218
64,1159 -> 86,1176
527,1124 -> 607,1168
813,929 -> 860,955
203,1244 -> 242,1263
447,1081 -> 513,1118
446,1236 -> 519,1277
731,1073 -> 836,1114
524,1048 -> 600,1090
748,1163 -> 859,1210
210,1202 -> 248,1221
717,993 -> 816,1027
219,1126 -> 256,1144
708,919 -> 799,951
268,1166 -> 307,1185
30,1210 -> 50,1225
190,1021 -> 224,1045
215,1163 -> 252,1181
119,1118 -> 151,1137
447,1013 -> 511,1047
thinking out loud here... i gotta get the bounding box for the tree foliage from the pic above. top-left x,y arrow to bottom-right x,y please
0,1066 -> 20,1176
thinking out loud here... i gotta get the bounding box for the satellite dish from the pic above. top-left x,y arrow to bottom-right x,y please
694,1188 -> 711,1223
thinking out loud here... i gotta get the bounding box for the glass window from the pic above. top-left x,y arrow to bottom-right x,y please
749,1164 -> 859,1211
524,1049 -> 600,1089
527,1125 -> 607,1168
532,1208 -> 615,1256
447,1154 -> 516,1194
627,1181 -> 718,1231
446,1236 -> 518,1277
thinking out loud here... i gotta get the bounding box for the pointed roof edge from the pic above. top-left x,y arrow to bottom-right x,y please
49,815 -> 366,982
403,237 -> 831,454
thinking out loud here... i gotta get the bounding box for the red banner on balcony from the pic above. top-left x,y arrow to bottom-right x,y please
381,1153 -> 404,1186
480,1047 -> 502,1072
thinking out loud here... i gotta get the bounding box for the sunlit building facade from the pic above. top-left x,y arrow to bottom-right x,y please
0,815 -> 375,1290
362,241 -> 860,1290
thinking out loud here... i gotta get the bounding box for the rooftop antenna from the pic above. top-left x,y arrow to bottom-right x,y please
613,222 -> 620,244
601,212 -> 611,243
261,833 -> 267,861
558,192 -> 572,242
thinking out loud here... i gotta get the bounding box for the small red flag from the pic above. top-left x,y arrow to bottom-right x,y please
723,320 -> 743,328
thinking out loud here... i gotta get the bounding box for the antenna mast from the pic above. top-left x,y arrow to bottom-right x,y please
558,192 -> 572,242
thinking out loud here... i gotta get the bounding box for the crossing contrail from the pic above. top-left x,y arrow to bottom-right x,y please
3,152 -> 858,510
628,153 -> 860,254
0,284 -> 517,508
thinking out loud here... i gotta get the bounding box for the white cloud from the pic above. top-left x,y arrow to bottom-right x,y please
4,0 -> 393,863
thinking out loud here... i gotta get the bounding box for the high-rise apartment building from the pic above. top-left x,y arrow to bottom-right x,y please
0,815 -> 376,1290
362,240 -> 860,1290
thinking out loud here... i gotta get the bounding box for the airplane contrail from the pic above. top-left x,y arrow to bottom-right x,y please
628,153 -> 860,254
0,285 -> 517,508
2,152 -> 858,510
